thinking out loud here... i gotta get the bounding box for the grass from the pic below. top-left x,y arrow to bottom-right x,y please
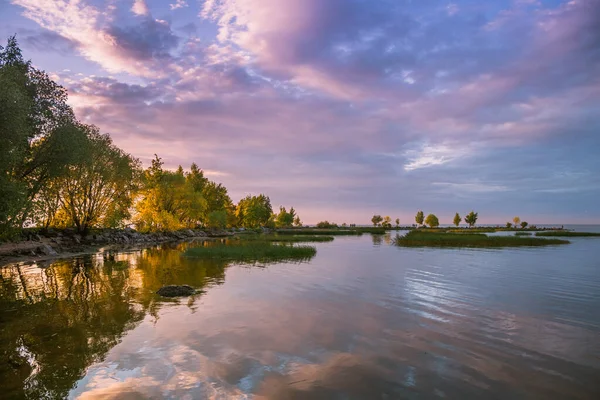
237,235 -> 335,242
276,229 -> 363,236
515,232 -> 532,236
184,242 -> 316,263
536,231 -> 600,237
394,230 -> 569,248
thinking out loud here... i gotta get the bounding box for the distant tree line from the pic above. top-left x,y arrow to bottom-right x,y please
0,37 -> 301,237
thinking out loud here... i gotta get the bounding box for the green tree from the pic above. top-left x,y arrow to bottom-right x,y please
395,218 -> 400,227
235,194 -> 273,228
275,206 -> 296,228
206,210 -> 227,229
415,211 -> 424,227
371,215 -> 383,227
43,125 -> 141,232
464,211 -> 478,227
520,221 -> 528,229
134,156 -> 207,232
425,214 -> 439,228
453,213 -> 461,227
293,216 -> 302,227
0,36 -> 78,234
506,222 -> 513,228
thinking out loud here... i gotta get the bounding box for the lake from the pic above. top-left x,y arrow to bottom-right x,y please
1,229 -> 600,399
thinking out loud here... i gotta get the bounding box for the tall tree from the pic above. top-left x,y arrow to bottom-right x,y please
415,211 -> 424,227
47,125 -> 141,232
453,213 -> 461,227
0,36 -> 78,233
395,218 -> 400,227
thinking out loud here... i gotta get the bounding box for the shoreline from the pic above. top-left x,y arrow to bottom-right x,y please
0,228 -> 232,267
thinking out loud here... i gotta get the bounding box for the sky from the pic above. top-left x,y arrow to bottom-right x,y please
1,0 -> 599,225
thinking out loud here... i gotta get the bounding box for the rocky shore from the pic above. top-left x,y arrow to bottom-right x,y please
0,228 -> 233,265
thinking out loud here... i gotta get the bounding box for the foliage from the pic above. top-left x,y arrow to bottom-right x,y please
0,36 -> 79,234
520,221 -> 528,229
184,242 -> 316,263
394,230 -> 569,248
395,218 -> 400,227
134,157 -> 207,232
506,222 -> 513,228
382,216 -> 392,228
536,231 -> 600,237
415,211 -> 424,226
513,216 -> 521,227
425,213 -> 440,228
32,125 -> 141,232
464,211 -> 478,227
371,215 -> 383,226
275,206 -> 297,228
277,229 -> 361,235
453,213 -> 461,227
236,194 -> 273,228
293,216 -> 302,227
207,210 -> 227,229
316,221 -> 338,229
237,235 -> 334,243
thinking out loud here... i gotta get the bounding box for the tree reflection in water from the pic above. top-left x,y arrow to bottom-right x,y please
0,241 -> 228,399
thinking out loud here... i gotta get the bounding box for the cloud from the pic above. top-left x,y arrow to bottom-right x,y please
170,0 -> 188,11
131,0 -> 149,16
402,142 -> 472,171
22,30 -> 77,55
12,0 -> 181,77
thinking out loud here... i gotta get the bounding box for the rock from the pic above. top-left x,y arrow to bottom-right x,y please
35,234 -> 43,242
73,234 -> 81,244
38,244 -> 58,256
156,285 -> 195,297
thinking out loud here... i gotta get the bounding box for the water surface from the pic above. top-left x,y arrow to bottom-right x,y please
1,232 -> 600,399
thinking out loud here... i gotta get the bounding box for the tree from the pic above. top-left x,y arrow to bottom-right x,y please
0,36 -> 78,234
236,194 -> 273,228
293,216 -> 302,227
453,213 -> 461,227
506,222 -> 513,228
513,216 -> 521,228
30,124 -> 141,232
371,215 -> 383,227
425,214 -> 439,228
520,221 -> 528,229
415,211 -> 424,227
382,216 -> 392,228
206,210 -> 227,229
316,221 -> 337,228
395,218 -> 400,227
134,156 -> 207,232
464,211 -> 478,227
275,206 -> 296,228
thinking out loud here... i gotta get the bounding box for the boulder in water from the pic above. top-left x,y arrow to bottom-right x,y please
156,285 -> 195,297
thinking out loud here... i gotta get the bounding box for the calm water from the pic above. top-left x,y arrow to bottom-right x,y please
1,230 -> 600,399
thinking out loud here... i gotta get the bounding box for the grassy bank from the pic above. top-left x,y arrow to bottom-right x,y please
276,229 -> 362,236
394,231 -> 569,248
515,232 -> 532,236
238,235 -> 335,242
536,231 -> 600,237
184,242 -> 316,263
